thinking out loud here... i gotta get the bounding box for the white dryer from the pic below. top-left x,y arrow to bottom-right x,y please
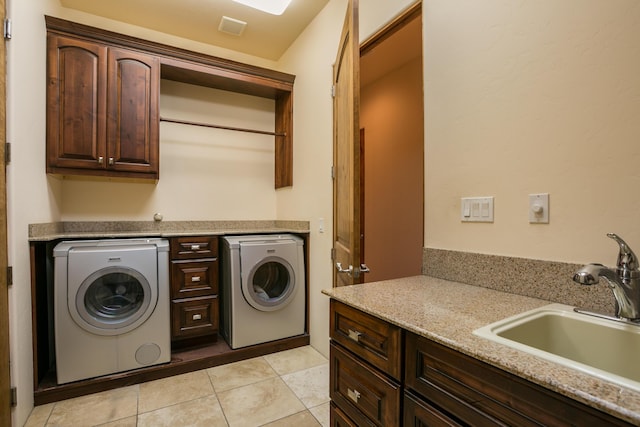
221,234 -> 306,349
53,238 -> 170,384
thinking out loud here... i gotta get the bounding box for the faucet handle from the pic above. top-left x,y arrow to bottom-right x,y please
607,233 -> 639,271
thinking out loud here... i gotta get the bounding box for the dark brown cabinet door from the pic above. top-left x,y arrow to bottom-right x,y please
47,35 -> 107,171
47,36 -> 159,178
107,47 -> 159,176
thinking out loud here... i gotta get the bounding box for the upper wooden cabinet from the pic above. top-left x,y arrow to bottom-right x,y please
45,16 -> 295,187
47,35 -> 159,178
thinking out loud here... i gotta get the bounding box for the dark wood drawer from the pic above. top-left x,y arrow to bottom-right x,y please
404,391 -> 463,427
170,259 -> 218,299
170,236 -> 218,260
330,342 -> 401,427
330,300 -> 402,380
405,332 -> 635,427
330,402 -> 359,427
171,296 -> 218,340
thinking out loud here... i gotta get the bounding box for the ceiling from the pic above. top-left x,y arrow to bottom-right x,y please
59,0 -> 422,83
59,0 -> 330,60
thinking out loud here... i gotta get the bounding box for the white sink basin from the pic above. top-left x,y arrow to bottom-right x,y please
473,303 -> 640,391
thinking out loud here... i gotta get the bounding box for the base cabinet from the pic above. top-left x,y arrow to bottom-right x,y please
169,236 -> 219,345
404,391 -> 463,427
329,300 -> 402,426
329,299 -> 635,427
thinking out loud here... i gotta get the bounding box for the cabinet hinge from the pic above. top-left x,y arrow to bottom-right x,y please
3,18 -> 11,40
7,266 -> 12,286
331,85 -> 336,98
10,387 -> 16,407
5,142 -> 10,164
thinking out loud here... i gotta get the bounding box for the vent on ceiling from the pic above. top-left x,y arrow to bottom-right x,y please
218,16 -> 247,36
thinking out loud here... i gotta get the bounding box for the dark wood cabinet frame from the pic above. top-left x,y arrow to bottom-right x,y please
45,16 -> 295,188
30,232 -> 310,405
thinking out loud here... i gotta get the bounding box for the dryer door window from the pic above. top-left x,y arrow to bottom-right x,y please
74,266 -> 153,334
244,257 -> 296,311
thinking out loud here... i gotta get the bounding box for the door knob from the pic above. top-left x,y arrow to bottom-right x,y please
335,262 -> 353,275
336,262 -> 371,278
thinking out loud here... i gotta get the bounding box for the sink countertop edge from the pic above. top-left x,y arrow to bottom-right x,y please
322,275 -> 640,425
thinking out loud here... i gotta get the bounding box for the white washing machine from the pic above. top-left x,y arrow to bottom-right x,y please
221,234 -> 306,349
53,238 -> 171,384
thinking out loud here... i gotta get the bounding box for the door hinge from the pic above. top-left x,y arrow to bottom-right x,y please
10,387 -> 16,407
5,142 -> 10,164
3,18 -> 11,40
330,248 -> 336,261
331,85 -> 336,98
331,166 -> 335,179
7,266 -> 12,286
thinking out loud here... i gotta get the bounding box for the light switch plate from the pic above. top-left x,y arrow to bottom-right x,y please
529,193 -> 549,224
461,197 -> 494,222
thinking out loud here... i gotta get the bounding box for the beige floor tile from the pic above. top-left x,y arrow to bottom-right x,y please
308,402 -> 330,427
138,370 -> 215,413
264,346 -> 328,375
217,377 -> 305,427
262,410 -> 321,426
207,356 -> 277,392
138,396 -> 228,427
96,415 -> 137,426
281,363 -> 329,408
46,386 -> 138,427
24,403 -> 54,427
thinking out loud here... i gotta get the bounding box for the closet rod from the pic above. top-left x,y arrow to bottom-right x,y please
160,117 -> 286,137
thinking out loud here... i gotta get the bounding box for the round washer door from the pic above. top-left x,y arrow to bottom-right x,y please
242,256 -> 297,311
69,266 -> 157,336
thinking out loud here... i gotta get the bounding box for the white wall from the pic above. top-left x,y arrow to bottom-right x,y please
60,80 -> 278,220
8,1 -> 287,424
19,0 -> 638,424
424,0 -> 640,265
11,0 -> 421,422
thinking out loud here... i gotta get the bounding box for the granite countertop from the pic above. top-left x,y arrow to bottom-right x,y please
28,220 -> 310,241
322,276 -> 640,425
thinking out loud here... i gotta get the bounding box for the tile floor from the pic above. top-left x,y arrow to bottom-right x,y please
25,346 -> 330,427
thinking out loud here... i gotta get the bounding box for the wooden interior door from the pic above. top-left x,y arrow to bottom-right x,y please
0,0 -> 10,422
332,0 -> 363,287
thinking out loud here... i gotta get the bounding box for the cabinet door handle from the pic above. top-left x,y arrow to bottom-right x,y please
347,329 -> 362,342
192,314 -> 202,321
98,156 -> 104,164
347,388 -> 361,404
191,276 -> 201,282
108,157 -> 114,165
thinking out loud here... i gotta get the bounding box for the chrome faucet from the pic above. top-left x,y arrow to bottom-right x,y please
573,233 -> 640,322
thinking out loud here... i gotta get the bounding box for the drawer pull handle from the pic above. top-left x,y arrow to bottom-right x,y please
192,314 -> 202,321
190,244 -> 201,250
348,329 -> 362,342
347,388 -> 361,404
191,276 -> 201,282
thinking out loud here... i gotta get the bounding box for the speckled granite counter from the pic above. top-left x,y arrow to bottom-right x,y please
28,220 -> 309,241
322,276 -> 640,425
